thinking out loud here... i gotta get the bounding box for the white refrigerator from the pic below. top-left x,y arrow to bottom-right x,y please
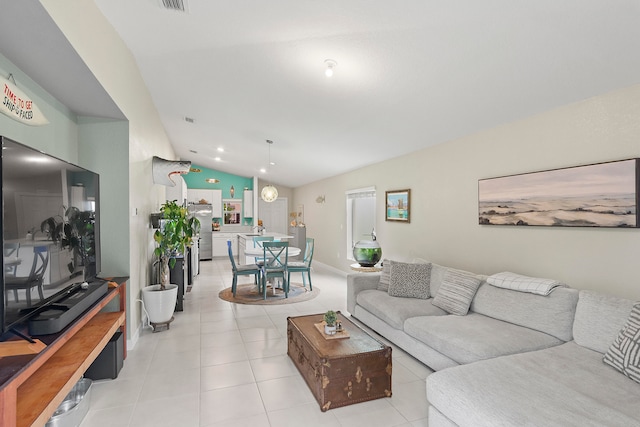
188,204 -> 212,260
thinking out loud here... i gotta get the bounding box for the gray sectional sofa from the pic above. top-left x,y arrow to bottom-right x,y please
346,262 -> 640,426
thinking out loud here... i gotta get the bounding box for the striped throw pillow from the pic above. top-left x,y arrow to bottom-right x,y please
377,259 -> 391,292
432,269 -> 481,316
603,303 -> 640,384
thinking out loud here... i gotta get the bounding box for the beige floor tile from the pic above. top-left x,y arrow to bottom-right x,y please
200,343 -> 248,366
200,360 -> 256,391
249,354 -> 299,382
257,375 -> 316,411
266,402 -> 342,427
80,259 -> 430,427
389,380 -> 430,421
200,383 -> 266,426
129,393 -> 200,427
79,404 -> 134,427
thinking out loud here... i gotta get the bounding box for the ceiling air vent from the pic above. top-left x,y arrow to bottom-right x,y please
160,0 -> 188,12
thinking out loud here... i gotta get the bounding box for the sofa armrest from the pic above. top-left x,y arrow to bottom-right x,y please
346,273 -> 381,315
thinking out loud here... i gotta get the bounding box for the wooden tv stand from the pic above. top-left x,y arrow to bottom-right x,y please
0,278 -> 127,427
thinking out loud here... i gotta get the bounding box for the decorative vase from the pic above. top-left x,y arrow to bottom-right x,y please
353,239 -> 382,267
141,284 -> 178,324
324,324 -> 337,335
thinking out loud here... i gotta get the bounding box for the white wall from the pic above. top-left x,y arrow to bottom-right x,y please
295,84 -> 640,300
78,117 -> 129,276
41,0 -> 177,341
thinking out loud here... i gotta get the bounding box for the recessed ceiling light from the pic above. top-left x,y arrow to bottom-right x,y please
260,168 -> 266,173
214,157 -> 221,161
217,147 -> 224,152
324,59 -> 337,77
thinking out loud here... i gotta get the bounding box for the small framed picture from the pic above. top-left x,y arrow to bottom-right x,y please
385,189 -> 411,222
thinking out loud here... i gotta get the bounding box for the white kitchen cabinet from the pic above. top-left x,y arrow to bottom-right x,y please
243,190 -> 253,218
187,189 -> 222,218
187,189 -> 210,204
212,232 -> 236,257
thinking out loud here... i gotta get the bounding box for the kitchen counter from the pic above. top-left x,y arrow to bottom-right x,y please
211,232 -> 295,259
236,232 -> 294,240
236,232 -> 294,264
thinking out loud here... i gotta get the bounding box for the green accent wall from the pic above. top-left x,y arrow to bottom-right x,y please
183,164 -> 253,199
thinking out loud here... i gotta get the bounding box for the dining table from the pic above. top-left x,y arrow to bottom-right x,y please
4,256 -> 22,266
243,246 -> 301,296
243,246 -> 301,259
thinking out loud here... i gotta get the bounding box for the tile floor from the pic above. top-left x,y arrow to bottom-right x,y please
80,259 -> 433,427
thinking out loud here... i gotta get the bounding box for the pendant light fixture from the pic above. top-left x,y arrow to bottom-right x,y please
261,140 -> 278,202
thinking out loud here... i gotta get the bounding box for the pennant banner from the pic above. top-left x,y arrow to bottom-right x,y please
1,76 -> 49,126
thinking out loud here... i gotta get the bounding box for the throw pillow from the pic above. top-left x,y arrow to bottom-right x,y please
603,303 -> 640,384
432,269 -> 482,315
388,260 -> 432,299
487,271 -> 566,296
377,259 -> 391,292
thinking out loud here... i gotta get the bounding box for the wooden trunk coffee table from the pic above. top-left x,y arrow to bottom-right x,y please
287,312 -> 392,411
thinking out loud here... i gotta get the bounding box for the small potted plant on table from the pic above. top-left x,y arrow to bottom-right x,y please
324,310 -> 338,335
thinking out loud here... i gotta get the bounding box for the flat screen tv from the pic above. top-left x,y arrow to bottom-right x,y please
1,136 -> 101,337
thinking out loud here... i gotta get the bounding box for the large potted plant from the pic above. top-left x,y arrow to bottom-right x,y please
142,200 -> 199,328
41,206 -> 97,279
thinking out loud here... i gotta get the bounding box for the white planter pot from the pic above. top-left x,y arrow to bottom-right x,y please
324,324 -> 337,335
141,284 -> 178,324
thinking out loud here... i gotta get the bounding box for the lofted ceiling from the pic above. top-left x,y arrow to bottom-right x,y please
2,1 -> 640,188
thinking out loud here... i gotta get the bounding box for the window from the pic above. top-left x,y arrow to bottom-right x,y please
346,187 -> 376,261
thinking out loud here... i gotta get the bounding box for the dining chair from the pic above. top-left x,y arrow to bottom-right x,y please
250,236 -> 274,285
260,241 -> 289,299
4,242 -> 20,277
5,245 -> 49,306
252,236 -> 274,265
287,237 -> 314,290
227,240 -> 260,297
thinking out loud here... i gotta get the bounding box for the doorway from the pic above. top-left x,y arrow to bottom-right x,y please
258,197 -> 288,235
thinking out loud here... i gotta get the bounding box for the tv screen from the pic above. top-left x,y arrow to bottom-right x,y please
1,137 -> 101,335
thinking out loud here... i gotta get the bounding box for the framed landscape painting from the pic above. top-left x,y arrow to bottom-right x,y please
386,189 -> 410,222
478,159 -> 639,228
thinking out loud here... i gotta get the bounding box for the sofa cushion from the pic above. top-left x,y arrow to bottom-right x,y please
470,282 -> 579,342
432,269 -> 481,315
388,260 -> 432,299
404,313 -> 562,364
487,271 -> 567,296
604,303 -> 640,384
426,342 -> 640,427
356,289 -> 446,329
573,290 -> 636,354
377,259 -> 391,292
